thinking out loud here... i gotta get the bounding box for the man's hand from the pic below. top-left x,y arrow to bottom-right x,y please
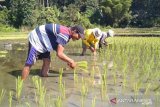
57,44 -> 76,69
89,46 -> 95,52
89,46 -> 97,56
68,60 -> 76,69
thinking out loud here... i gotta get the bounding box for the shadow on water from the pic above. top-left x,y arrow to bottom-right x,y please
8,69 -> 72,78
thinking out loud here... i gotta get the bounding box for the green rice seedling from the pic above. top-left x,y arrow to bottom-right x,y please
76,61 -> 88,73
122,71 -> 127,94
59,82 -> 66,99
101,74 -> 107,100
155,91 -> 160,107
54,96 -> 62,107
62,82 -> 66,99
90,67 -> 95,86
133,82 -> 141,98
9,91 -> 13,107
113,72 -> 117,85
59,68 -> 63,86
58,68 -> 66,99
0,89 -> 5,105
25,102 -> 31,107
0,50 -> 8,54
73,69 -> 78,85
133,82 -> 138,97
92,96 -> 96,107
81,78 -> 88,95
74,61 -> 88,85
32,76 -> 46,107
76,61 -> 88,68
81,77 -> 88,107
144,83 -> 151,95
16,76 -> 23,102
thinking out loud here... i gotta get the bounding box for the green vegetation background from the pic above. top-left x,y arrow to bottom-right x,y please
0,0 -> 160,32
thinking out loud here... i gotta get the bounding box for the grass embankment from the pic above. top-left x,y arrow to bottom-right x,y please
0,27 -> 160,40
113,27 -> 160,37
0,32 -> 28,40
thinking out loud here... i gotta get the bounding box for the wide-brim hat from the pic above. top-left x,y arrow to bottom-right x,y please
93,28 -> 102,38
107,29 -> 114,37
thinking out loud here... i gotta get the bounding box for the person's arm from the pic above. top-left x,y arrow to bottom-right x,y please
89,46 -> 95,52
91,39 -> 99,48
83,39 -> 95,52
100,33 -> 107,45
56,44 -> 76,68
82,39 -> 90,47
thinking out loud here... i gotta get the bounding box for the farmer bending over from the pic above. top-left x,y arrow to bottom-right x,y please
22,24 -> 84,80
81,28 -> 114,56
99,29 -> 114,49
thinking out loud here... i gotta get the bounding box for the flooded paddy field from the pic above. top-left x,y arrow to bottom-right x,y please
0,37 -> 160,107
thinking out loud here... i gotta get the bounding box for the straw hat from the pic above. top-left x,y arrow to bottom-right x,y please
93,28 -> 102,38
107,29 -> 114,37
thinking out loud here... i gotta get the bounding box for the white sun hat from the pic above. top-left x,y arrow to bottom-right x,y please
107,29 -> 114,37
93,28 -> 102,38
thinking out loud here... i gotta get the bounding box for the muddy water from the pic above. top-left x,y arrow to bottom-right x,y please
0,40 -> 159,107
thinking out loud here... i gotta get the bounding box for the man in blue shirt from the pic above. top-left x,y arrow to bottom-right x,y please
22,24 -> 84,80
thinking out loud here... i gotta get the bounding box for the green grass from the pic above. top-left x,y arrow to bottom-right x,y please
113,27 -> 160,34
0,32 -> 28,40
0,27 -> 160,40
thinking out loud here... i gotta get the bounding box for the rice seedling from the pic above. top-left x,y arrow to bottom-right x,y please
113,72 -> 117,85
59,82 -> 66,99
0,89 -> 5,105
101,74 -> 107,100
32,76 -> 46,107
59,68 -> 63,86
133,82 -> 141,98
58,68 -> 66,99
25,102 -> 31,107
73,69 -> 78,85
155,92 -> 160,107
133,82 -> 137,92
122,73 -> 127,94
90,67 -> 96,86
81,77 -> 88,107
54,96 -> 62,107
144,83 -> 151,95
91,96 -> 96,107
16,76 -> 23,102
0,50 -> 8,53
76,61 -> 88,73
8,91 -> 13,107
74,61 -> 88,85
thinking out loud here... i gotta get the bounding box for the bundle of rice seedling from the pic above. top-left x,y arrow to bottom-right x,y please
76,61 -> 88,73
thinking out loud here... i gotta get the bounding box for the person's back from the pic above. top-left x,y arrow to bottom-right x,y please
22,24 -> 84,80
99,29 -> 115,48
29,23 -> 71,53
81,28 -> 102,55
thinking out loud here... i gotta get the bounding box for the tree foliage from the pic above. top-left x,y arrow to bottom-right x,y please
0,0 -> 159,29
7,0 -> 36,28
131,0 -> 160,27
